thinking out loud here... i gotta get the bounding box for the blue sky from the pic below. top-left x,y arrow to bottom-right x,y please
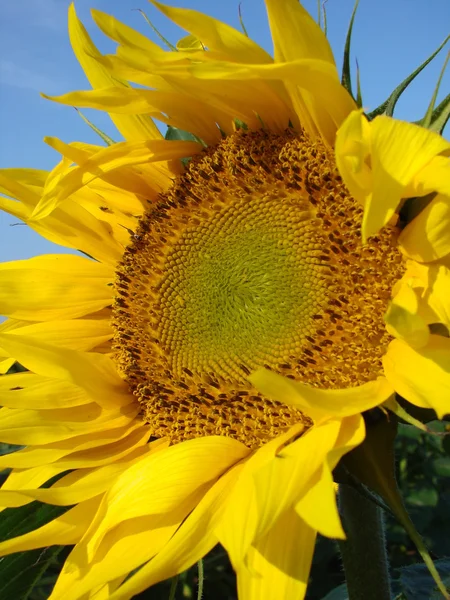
0,0 -> 449,263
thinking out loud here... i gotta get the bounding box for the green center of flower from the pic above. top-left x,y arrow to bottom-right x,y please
158,194 -> 326,380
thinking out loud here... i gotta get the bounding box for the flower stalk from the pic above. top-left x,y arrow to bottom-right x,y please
338,484 -> 392,600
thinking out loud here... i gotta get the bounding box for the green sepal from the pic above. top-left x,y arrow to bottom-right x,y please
165,126 -> 203,145
355,59 -> 363,108
367,35 -> 449,121
384,397 -> 429,432
341,0 -> 360,101
421,51 -> 449,129
135,8 -> 177,51
425,93 -> 450,134
342,414 -> 450,599
75,108 -> 115,146
238,3 -> 249,37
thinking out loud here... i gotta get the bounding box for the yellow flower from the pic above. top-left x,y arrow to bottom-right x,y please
0,1 -> 449,599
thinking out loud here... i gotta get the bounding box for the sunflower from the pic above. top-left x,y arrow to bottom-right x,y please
0,1 -> 449,599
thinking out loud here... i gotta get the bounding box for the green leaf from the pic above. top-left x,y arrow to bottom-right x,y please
407,487 -> 439,508
432,457 -> 450,478
0,502 -> 69,600
396,559 -> 450,600
321,583 -> 349,600
341,0 -> 360,100
367,35 -> 449,120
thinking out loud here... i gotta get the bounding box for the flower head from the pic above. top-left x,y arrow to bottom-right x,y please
0,1 -> 449,599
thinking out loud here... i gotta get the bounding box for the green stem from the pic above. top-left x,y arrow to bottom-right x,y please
168,575 -> 178,600
197,559 -> 204,600
338,485 -> 392,600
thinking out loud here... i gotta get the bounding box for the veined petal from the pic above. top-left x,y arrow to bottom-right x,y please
50,515 -> 181,600
44,89 -> 226,146
43,137 -> 159,200
0,171 -> 130,265
91,9 -> 164,56
216,418 -> 349,570
2,319 -> 112,351
82,436 -> 249,560
68,3 -> 161,141
295,414 -> 365,539
249,369 -> 394,422
383,335 -> 450,418
106,463 -> 244,600
0,255 -> 113,321
0,497 -> 101,557
393,262 -> 450,326
237,509 -> 316,600
384,283 -> 430,348
0,422 -> 148,469
406,154 -> 450,198
335,109 -> 372,204
0,372 -> 90,410
0,171 -> 41,207
0,334 -> 133,409
0,447 -> 149,507
336,112 -> 450,242
399,192 -> 450,262
31,139 -> 202,220
0,357 -> 15,374
265,0 -> 335,67
0,402 -> 137,446
150,0 -> 271,64
0,425 -> 151,470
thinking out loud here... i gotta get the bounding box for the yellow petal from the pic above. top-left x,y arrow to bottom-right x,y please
343,114 -> 450,242
0,334 -> 132,409
249,369 -> 394,422
0,372 -> 90,409
216,419 -> 347,569
43,137 -> 158,199
0,423 -> 149,469
383,335 -> 450,418
399,193 -> 450,262
2,319 -> 111,351
406,154 -> 450,198
0,255 -> 113,321
295,414 -> 365,539
0,357 -> 15,374
295,466 -> 344,539
91,9 -> 163,56
237,509 -> 316,600
31,139 -> 201,220
150,0 -> 271,64
51,515 -> 180,600
384,283 -> 430,348
0,402 -> 138,446
44,89 -> 225,146
0,172 -> 127,266
265,0 -> 335,66
83,436 -> 249,560
0,497 -> 101,557
68,3 -> 161,141
106,463 -> 244,600
0,448 -> 149,507
335,109 -> 372,204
